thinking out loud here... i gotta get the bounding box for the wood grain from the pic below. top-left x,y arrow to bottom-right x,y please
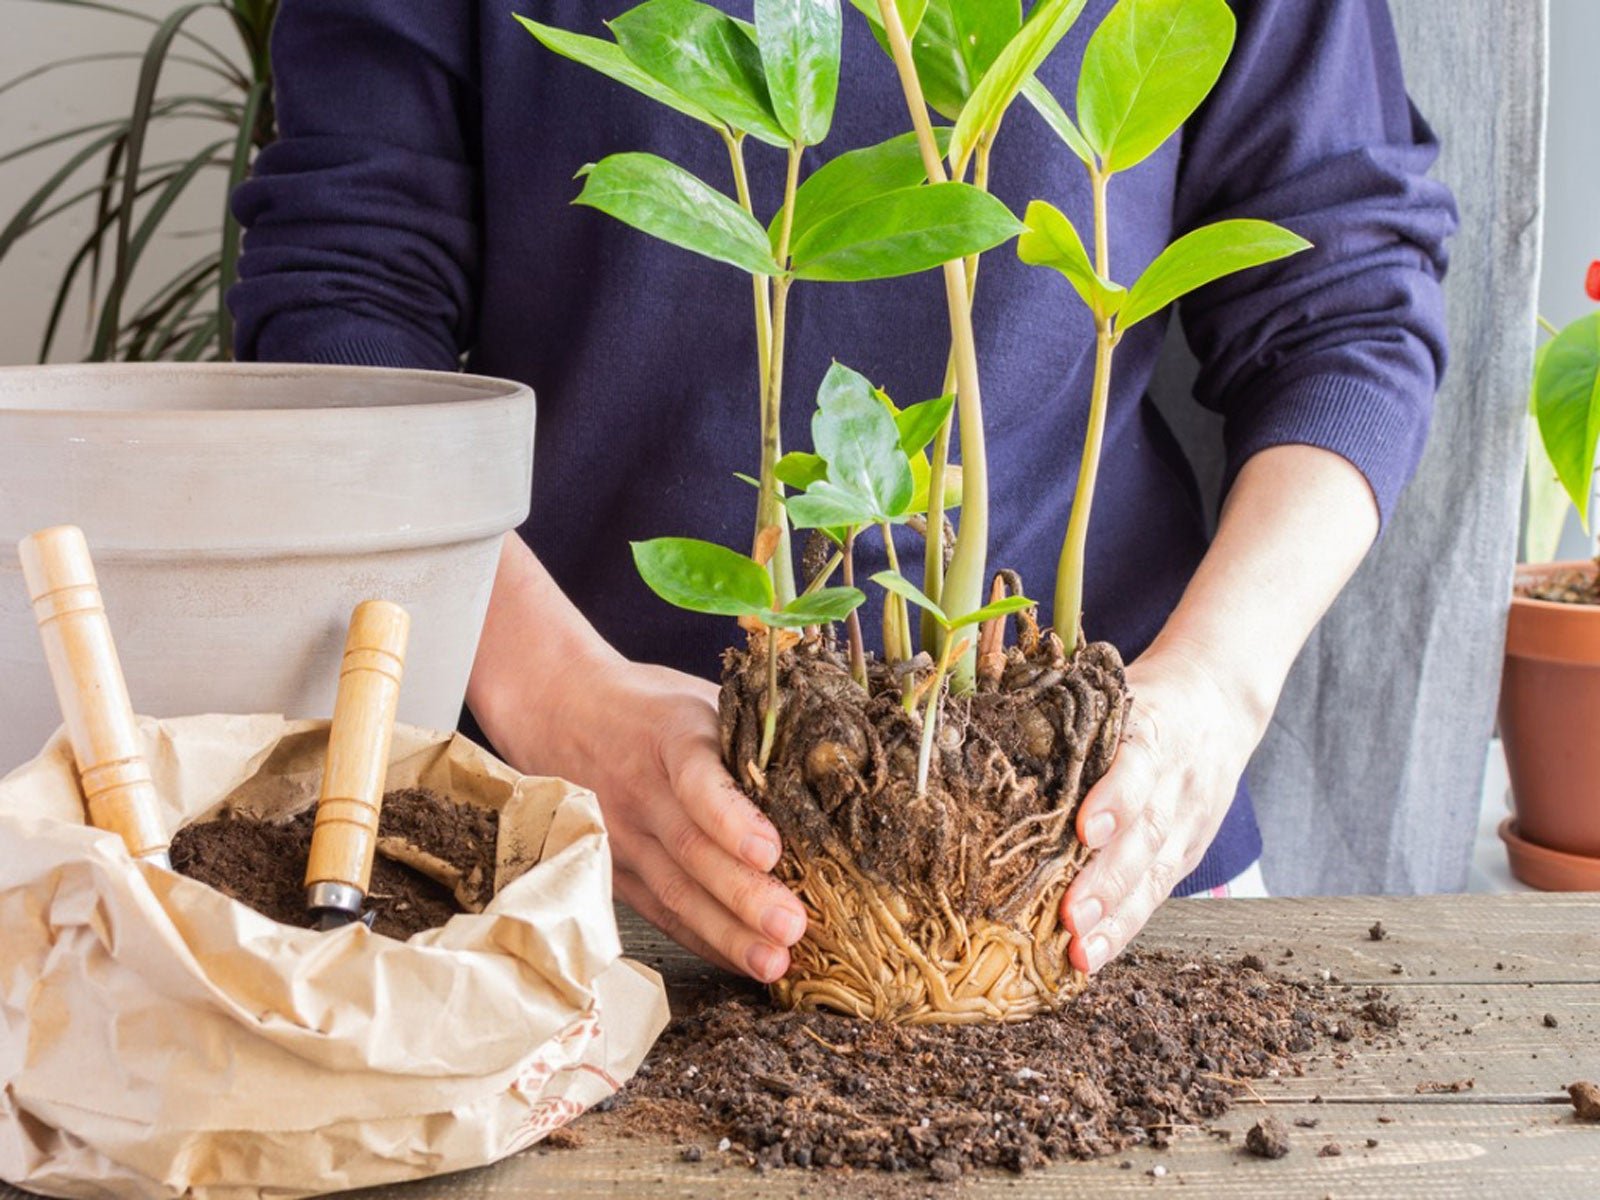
4,894 -> 1597,1199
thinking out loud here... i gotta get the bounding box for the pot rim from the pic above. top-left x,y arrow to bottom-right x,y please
0,362 -> 531,419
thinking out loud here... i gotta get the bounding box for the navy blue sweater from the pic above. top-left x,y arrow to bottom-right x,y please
232,0 -> 1455,893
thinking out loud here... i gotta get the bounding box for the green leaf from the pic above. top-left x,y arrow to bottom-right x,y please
848,0 -> 929,40
790,181 -> 1025,282
786,481 -> 880,529
756,0 -> 842,145
1533,312 -> 1600,527
775,450 -> 828,490
575,153 -> 780,275
762,586 -> 866,628
908,458 -> 964,512
1118,218 -> 1309,329
947,593 -> 1033,630
908,0 -> 1022,120
813,362 -> 915,519
948,0 -> 1088,169
894,393 -> 956,456
1016,199 -> 1124,314
632,537 -> 774,616
514,15 -> 722,128
872,569 -> 948,626
775,129 -> 948,249
1077,0 -> 1235,174
1020,75 -> 1093,165
217,79 -> 267,360
610,0 -> 789,146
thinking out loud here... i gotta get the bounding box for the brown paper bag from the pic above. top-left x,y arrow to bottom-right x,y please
0,715 -> 668,1200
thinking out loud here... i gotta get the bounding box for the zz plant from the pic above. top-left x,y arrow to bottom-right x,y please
525,0 -> 1312,1024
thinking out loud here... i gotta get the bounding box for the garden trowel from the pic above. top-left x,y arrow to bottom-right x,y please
18,525 -> 171,868
304,599 -> 410,931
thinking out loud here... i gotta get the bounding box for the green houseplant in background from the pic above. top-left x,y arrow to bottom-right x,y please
0,0 -> 276,362
1499,259 -> 1600,891
525,0 -> 1305,1023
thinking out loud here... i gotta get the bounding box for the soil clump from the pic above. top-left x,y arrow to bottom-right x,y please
170,787 -> 498,939
1570,1081 -> 1600,1121
616,950 -> 1397,1180
1519,558 -> 1600,605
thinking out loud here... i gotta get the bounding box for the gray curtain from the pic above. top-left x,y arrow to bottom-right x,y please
1150,0 -> 1548,895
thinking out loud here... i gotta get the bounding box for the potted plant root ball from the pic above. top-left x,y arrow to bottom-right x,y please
524,0 -> 1305,1022
1500,262 -> 1600,890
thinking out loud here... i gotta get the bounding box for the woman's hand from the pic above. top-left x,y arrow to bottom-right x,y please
1060,640 -> 1264,974
1058,444 -> 1384,974
466,536 -> 806,984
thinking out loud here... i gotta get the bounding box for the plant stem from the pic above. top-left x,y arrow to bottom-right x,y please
1537,313 -> 1561,339
879,522 -> 914,663
878,0 -> 989,692
921,139 -> 991,656
758,627 -> 780,770
723,131 -> 772,384
1053,166 -> 1118,653
842,529 -> 868,688
915,630 -> 958,797
754,145 -> 807,607
801,548 -> 844,595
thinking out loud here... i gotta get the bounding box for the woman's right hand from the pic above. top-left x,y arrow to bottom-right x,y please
466,536 -> 806,982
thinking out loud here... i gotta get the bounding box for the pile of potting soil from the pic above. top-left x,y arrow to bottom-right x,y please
170,787 -> 498,939
1520,558 -> 1600,605
614,950 -> 1399,1181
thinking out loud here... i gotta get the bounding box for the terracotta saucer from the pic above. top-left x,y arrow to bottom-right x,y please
1499,819 -> 1600,891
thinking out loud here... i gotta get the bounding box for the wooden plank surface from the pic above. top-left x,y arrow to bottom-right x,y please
3,894 -> 1597,1199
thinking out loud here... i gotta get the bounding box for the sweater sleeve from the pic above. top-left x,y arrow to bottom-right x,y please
1172,0 -> 1456,526
228,1 -> 480,370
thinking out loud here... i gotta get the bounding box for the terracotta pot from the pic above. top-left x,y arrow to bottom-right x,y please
1498,560 -> 1600,885
0,364 -> 535,773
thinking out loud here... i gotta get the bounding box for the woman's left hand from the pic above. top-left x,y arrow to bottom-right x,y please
1059,638 -> 1267,974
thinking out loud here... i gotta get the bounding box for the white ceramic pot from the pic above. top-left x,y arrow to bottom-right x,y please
0,363 -> 535,771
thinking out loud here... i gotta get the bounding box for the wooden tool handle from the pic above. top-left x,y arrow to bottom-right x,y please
305,600 -> 410,895
18,525 -> 169,861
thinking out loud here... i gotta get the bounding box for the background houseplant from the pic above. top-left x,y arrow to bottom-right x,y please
0,0 -> 276,363
1499,258 -> 1600,889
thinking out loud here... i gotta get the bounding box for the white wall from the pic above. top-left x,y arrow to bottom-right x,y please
0,0 -> 237,365
1540,0 -> 1600,557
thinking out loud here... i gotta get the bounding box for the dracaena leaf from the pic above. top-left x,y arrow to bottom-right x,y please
948,0 -> 1088,169
871,569 -> 947,625
813,362 -> 915,520
772,128 -> 949,249
513,16 -> 721,128
947,593 -> 1033,630
762,585 -> 866,628
1077,0 -> 1235,174
775,450 -> 828,490
1117,217 -> 1309,329
848,0 -> 929,40
756,0 -> 842,146
1020,74 -> 1092,165
790,181 -> 1025,282
1533,312 -> 1600,526
632,537 -> 774,615
575,153 -> 780,276
1017,199 -> 1124,314
610,0 -> 789,146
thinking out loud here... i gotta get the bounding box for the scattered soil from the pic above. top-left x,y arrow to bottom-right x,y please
169,787 -> 497,939
615,951 -> 1399,1180
1414,1077 -> 1474,1094
1570,1081 -> 1600,1121
1368,921 -> 1387,942
1518,558 -> 1600,605
1244,1116 -> 1291,1160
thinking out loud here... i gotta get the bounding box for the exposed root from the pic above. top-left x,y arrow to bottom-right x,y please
719,600 -> 1128,1024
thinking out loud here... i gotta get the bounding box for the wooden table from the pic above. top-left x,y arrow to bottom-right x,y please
5,894 -> 1598,1197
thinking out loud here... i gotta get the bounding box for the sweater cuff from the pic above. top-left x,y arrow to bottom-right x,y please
239,307 -> 458,373
1222,374 -> 1430,529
